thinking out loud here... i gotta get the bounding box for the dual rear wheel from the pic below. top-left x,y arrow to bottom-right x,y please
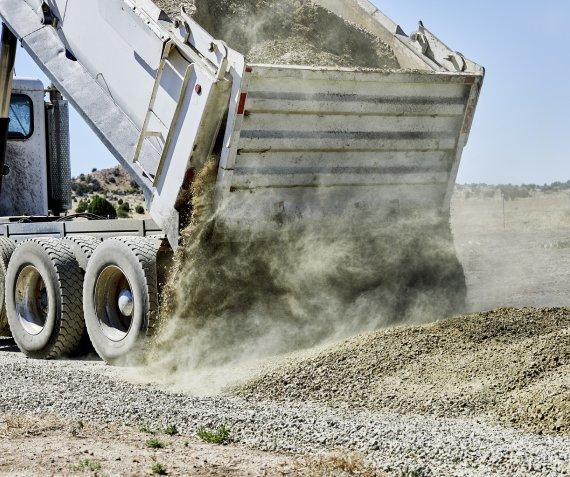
3,236 -> 162,363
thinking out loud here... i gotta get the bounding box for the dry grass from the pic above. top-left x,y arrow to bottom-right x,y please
286,452 -> 386,477
1,414 -> 67,437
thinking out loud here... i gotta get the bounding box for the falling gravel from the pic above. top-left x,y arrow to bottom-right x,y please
153,0 -> 399,68
235,308 -> 570,437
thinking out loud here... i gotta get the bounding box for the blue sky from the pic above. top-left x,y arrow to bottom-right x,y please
13,0 -> 570,183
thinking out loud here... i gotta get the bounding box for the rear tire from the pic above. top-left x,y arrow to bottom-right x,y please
83,237 -> 161,364
6,238 -> 85,358
64,236 -> 102,355
64,236 -> 102,271
0,237 -> 16,336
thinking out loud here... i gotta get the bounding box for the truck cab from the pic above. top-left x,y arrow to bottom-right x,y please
2,78 -> 71,217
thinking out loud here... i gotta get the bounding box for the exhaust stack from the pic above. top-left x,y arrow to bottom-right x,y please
0,23 -> 16,193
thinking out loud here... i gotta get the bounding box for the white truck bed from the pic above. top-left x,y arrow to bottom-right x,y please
216,65 -> 481,233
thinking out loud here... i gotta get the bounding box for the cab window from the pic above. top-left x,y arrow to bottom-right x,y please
8,94 -> 34,140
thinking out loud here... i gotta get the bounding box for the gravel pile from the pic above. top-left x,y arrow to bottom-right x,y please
236,308 -> 570,436
153,0 -> 399,68
0,349 -> 567,476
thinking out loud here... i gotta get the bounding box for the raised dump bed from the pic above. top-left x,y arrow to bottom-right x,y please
0,0 -> 484,244
216,66 -> 481,233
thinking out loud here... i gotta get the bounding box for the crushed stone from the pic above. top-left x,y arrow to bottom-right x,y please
153,0 -> 399,68
0,350 -> 567,476
235,307 -> 570,437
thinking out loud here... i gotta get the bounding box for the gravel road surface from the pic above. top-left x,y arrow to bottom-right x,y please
0,345 -> 567,476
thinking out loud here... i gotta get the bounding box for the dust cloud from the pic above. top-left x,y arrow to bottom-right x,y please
134,158 -> 465,395
132,0 -> 454,395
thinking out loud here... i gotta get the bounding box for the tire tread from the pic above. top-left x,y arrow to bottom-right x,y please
9,238 -> 85,358
0,237 -> 16,336
107,236 -> 161,333
64,236 -> 102,271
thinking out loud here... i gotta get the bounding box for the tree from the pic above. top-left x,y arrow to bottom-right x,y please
135,205 -> 145,214
88,195 -> 117,218
116,201 -> 131,219
116,207 -> 130,219
76,199 -> 89,214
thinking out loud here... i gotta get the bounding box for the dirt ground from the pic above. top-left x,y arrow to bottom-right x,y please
452,191 -> 570,311
0,415 -> 381,477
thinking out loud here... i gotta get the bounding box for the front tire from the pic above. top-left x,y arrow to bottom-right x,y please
6,239 -> 85,358
83,237 -> 161,364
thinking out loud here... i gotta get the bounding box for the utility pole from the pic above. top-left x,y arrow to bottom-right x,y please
502,193 -> 506,230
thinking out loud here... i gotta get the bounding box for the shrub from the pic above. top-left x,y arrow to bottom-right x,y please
164,424 -> 178,436
135,205 -> 145,214
116,201 -> 131,218
71,459 -> 101,472
90,179 -> 102,192
72,182 -> 92,196
88,195 -> 117,218
500,185 -> 532,201
76,199 -> 89,214
116,208 -> 130,219
151,462 -> 167,475
139,424 -> 154,434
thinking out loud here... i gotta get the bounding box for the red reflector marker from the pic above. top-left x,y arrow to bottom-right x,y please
237,92 -> 247,115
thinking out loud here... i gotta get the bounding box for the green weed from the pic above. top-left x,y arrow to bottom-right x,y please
197,424 -> 231,444
164,424 -> 179,436
71,459 -> 101,472
146,437 -> 166,449
151,461 -> 168,475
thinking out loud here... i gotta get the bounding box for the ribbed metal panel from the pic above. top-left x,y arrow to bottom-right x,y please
218,67 -> 479,230
46,99 -> 72,213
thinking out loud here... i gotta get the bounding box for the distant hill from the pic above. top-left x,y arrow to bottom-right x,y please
71,166 -> 147,218
456,181 -> 570,200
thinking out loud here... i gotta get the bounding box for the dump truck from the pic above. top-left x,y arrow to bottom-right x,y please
0,0 -> 484,362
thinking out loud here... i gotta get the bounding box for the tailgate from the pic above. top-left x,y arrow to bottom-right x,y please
215,65 -> 483,232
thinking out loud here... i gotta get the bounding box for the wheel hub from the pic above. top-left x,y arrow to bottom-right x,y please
15,265 -> 49,335
117,289 -> 134,317
94,265 -> 134,342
